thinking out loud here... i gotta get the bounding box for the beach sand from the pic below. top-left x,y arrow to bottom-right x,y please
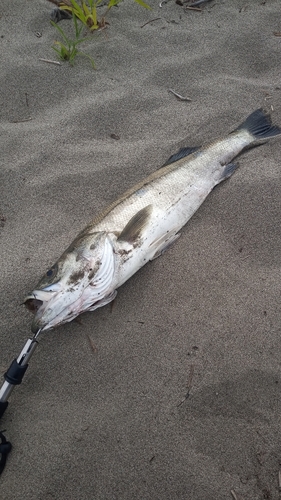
1,1 -> 281,498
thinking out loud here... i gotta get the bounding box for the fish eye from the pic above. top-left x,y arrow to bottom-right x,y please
46,264 -> 58,279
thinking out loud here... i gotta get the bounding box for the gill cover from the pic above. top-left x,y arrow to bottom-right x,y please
24,232 -> 116,332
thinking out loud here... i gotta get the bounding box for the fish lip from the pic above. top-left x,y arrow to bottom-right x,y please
24,288 -> 63,333
31,316 -> 58,334
29,301 -> 65,333
24,288 -> 59,314
24,288 -> 59,302
31,320 -> 44,334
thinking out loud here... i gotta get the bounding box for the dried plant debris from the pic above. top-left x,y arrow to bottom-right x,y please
176,0 -> 214,8
87,334 -> 98,353
159,0 -> 171,7
51,7 -> 72,22
177,364 -> 195,406
39,58 -> 62,65
168,88 -> 192,101
140,17 -> 161,28
0,213 -> 6,228
186,0 -> 214,6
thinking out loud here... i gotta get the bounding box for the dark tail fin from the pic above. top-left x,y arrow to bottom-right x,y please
235,108 -> 281,140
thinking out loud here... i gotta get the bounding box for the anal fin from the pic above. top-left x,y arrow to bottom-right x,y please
221,162 -> 239,181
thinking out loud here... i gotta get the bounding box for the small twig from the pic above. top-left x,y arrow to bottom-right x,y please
87,335 -> 98,353
278,470 -> 281,490
230,490 -> 239,500
25,92 -> 29,108
39,58 -> 62,65
110,133 -> 120,140
140,17 -> 161,28
10,117 -> 32,123
159,0 -> 170,6
261,89 -> 272,98
186,364 -> 194,392
168,88 -> 192,101
240,254 -> 250,261
185,5 -> 202,11
110,297 -> 116,313
47,0 -> 72,6
273,32 -> 281,37
185,0 -> 212,5
177,364 -> 195,406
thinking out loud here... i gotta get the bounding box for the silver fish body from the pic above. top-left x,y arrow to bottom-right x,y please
25,109 -> 280,332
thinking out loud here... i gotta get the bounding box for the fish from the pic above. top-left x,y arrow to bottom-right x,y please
24,109 -> 281,333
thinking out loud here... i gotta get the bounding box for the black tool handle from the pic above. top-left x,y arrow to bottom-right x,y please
0,431 -> 12,475
4,359 -> 29,385
0,401 -> 8,420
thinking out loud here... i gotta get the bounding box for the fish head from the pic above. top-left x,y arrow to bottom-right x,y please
24,231 -> 116,333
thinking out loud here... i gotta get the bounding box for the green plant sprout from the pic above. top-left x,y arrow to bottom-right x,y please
59,0 -> 151,31
51,13 -> 95,67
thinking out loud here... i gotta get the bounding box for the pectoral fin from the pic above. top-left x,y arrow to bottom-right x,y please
118,205 -> 153,244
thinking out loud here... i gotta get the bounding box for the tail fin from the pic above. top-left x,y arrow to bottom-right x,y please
235,108 -> 281,140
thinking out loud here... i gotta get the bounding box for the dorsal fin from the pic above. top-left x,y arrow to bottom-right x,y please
162,146 -> 200,167
118,205 -> 153,244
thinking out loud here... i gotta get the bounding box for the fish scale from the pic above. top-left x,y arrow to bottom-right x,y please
91,130 -> 254,234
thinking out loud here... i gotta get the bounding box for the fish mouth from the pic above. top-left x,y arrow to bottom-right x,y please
25,298 -> 46,334
24,289 -> 61,333
25,298 -> 44,313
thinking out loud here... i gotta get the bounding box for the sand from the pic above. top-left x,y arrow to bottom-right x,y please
1,0 -> 281,498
